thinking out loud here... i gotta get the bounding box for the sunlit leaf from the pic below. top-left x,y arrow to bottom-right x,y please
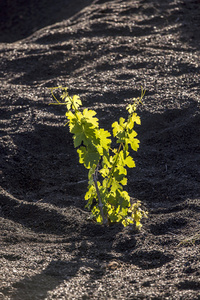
72,95 -> 82,110
124,156 -> 135,168
83,109 -> 98,127
129,138 -> 140,152
112,121 -> 121,137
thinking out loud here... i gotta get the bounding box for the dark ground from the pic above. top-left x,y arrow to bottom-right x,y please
0,0 -> 200,299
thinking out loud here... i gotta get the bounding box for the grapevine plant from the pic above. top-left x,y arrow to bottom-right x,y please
50,87 -> 148,229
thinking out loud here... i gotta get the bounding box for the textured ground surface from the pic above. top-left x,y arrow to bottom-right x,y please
0,0 -> 200,299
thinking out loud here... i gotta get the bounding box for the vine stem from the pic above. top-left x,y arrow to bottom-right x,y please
92,172 -> 108,225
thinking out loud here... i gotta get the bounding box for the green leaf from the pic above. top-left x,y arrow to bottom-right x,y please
66,111 -> 76,130
119,117 -> 126,127
72,95 -> 82,110
85,184 -> 96,201
119,207 -> 129,218
117,190 -> 130,208
74,132 -> 86,148
129,138 -> 140,152
115,164 -> 127,176
92,206 -> 102,223
99,167 -> 110,177
102,155 -> 112,169
88,165 -> 96,184
77,145 -> 100,169
120,177 -> 127,185
69,118 -> 97,148
106,192 -> 116,206
126,104 -> 134,114
102,178 -> 109,188
77,146 -> 86,164
130,113 -> 141,126
80,121 -> 97,143
112,168 -> 127,185
124,156 -> 135,168
82,109 -> 99,128
110,178 -> 122,193
116,131 -> 126,144
96,128 -> 111,154
127,130 -> 137,140
112,121 -> 122,137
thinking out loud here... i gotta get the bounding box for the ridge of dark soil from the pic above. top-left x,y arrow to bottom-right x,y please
0,0 -> 200,299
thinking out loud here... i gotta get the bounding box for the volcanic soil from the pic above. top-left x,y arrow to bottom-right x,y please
0,0 -> 200,299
